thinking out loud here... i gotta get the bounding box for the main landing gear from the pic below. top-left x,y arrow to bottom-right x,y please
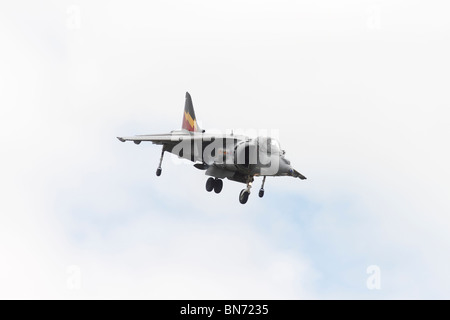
205,176 -> 266,204
206,177 -> 223,194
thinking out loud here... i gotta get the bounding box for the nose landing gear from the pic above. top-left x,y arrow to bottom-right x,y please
239,176 -> 254,204
239,189 -> 250,204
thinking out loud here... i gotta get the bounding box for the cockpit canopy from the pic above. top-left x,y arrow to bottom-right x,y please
256,136 -> 281,155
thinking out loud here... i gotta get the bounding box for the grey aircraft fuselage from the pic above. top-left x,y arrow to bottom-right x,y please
117,92 -> 306,204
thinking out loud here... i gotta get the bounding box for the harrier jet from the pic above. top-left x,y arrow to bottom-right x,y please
117,92 -> 306,204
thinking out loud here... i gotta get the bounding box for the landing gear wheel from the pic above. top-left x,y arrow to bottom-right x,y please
239,189 -> 250,204
213,179 -> 223,194
156,168 -> 162,176
259,189 -> 264,198
206,177 -> 215,192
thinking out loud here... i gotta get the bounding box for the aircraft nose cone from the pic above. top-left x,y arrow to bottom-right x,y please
277,159 -> 293,175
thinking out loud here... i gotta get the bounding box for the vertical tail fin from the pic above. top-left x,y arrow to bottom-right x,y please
182,92 -> 201,132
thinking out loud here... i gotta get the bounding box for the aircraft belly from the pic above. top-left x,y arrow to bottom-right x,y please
205,165 -> 236,179
216,163 -> 239,172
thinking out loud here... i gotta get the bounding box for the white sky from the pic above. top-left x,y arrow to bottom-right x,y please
1,0 -> 450,299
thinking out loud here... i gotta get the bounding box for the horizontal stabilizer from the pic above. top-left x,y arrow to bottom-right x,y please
293,169 -> 307,180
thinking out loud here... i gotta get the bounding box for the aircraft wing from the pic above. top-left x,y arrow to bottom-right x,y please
118,129 -> 247,167
117,132 -> 239,146
117,133 -> 188,146
117,132 -> 238,163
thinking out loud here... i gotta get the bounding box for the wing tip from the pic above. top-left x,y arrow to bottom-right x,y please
117,137 -> 125,142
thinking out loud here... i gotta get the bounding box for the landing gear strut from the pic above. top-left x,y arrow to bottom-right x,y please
239,176 -> 254,204
206,177 -> 223,194
156,147 -> 164,176
259,176 -> 266,198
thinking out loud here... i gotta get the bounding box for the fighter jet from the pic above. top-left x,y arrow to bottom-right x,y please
117,92 -> 306,204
